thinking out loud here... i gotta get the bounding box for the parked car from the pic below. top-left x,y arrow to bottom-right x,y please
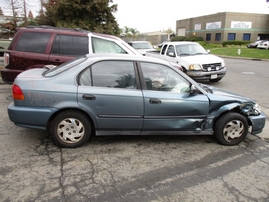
8,54 -> 266,148
247,40 -> 264,48
146,41 -> 226,82
1,26 -> 140,83
128,41 -> 156,55
257,40 -> 269,49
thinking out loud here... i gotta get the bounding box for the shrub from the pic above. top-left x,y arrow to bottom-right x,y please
172,36 -> 204,42
171,36 -> 185,41
222,40 -> 249,47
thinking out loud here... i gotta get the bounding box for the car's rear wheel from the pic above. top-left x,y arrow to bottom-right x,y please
214,112 -> 248,146
50,110 -> 92,148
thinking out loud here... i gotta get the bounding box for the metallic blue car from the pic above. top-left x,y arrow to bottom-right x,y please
8,54 -> 266,148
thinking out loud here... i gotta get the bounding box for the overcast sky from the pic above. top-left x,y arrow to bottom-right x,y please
113,0 -> 269,33
1,0 -> 268,33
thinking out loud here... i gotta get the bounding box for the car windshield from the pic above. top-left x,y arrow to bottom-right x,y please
131,42 -> 153,49
175,44 -> 207,56
43,56 -> 87,77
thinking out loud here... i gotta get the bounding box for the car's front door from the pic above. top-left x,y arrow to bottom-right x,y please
77,60 -> 144,134
140,62 -> 209,132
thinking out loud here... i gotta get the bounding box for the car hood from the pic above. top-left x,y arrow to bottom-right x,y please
180,54 -> 223,64
199,84 -> 254,103
136,48 -> 156,55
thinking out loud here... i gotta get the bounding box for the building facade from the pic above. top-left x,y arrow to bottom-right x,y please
176,12 -> 269,44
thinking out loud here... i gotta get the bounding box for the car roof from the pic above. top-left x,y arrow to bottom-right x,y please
128,41 -> 151,43
84,53 -> 171,65
17,26 -> 90,35
167,41 -> 199,45
17,26 -> 126,41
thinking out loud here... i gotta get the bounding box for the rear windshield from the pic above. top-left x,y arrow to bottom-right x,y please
43,56 -> 87,77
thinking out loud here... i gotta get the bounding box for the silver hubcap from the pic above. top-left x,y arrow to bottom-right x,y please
57,118 -> 85,143
223,120 -> 245,142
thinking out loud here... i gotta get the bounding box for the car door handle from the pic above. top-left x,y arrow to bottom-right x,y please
149,98 -> 161,104
82,94 -> 96,100
54,59 -> 63,63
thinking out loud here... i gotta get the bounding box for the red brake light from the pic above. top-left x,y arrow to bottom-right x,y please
12,84 -> 24,100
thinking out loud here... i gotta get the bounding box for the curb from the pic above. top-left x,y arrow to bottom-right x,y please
216,55 -> 269,61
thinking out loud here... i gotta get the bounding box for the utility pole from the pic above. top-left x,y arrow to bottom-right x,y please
23,0 -> 27,26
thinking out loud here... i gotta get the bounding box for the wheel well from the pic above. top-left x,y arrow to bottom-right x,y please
46,108 -> 95,133
213,107 -> 251,128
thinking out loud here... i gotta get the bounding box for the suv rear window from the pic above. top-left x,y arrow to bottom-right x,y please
51,34 -> 88,56
15,32 -> 51,53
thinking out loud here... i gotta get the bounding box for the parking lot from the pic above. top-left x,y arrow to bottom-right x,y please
0,58 -> 269,201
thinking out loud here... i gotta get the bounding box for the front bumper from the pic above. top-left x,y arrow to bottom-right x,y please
187,67 -> 226,81
248,112 -> 266,135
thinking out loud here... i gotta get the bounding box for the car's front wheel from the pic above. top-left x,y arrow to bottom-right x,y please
50,110 -> 92,148
214,112 -> 248,146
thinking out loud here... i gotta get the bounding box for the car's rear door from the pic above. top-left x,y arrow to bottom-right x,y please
48,34 -> 89,65
77,60 -> 144,133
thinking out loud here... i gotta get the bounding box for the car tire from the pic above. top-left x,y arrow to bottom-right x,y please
214,112 -> 248,146
50,110 -> 92,148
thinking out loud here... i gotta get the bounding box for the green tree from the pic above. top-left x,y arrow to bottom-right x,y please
40,0 -> 120,35
129,28 -> 139,40
121,26 -> 132,37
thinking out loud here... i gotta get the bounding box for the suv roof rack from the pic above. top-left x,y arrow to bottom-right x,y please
25,25 -> 90,32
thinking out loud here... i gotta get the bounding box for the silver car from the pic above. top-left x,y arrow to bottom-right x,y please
8,54 -> 266,148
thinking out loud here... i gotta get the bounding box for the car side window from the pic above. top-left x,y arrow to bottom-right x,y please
80,61 -> 137,89
51,34 -> 88,56
140,62 -> 190,93
15,32 -> 51,53
92,37 -> 127,54
166,45 -> 175,56
161,44 -> 168,55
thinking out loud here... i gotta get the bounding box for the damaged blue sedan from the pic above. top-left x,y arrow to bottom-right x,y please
8,54 -> 266,148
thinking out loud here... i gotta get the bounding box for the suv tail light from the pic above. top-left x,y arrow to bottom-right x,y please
12,84 -> 24,100
4,53 -> 9,67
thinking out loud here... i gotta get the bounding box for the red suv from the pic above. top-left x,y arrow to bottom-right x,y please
1,26 -> 139,83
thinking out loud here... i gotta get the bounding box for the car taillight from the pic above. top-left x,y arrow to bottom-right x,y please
12,84 -> 24,100
4,53 -> 9,67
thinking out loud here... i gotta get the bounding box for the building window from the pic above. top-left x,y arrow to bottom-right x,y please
228,33 -> 236,40
215,33 -> 221,41
243,33 -> 251,41
206,34 -> 211,41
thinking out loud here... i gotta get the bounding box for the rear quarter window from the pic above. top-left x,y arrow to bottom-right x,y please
15,32 -> 51,53
92,37 -> 127,54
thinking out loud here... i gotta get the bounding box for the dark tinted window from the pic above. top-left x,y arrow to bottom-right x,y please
228,33 -> 236,40
15,32 -> 51,53
52,35 -> 88,56
81,61 -> 136,88
243,33 -> 251,41
215,33 -> 221,41
206,34 -> 211,41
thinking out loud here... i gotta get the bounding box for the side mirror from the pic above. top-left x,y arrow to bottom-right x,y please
190,84 -> 199,94
207,50 -> 211,54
